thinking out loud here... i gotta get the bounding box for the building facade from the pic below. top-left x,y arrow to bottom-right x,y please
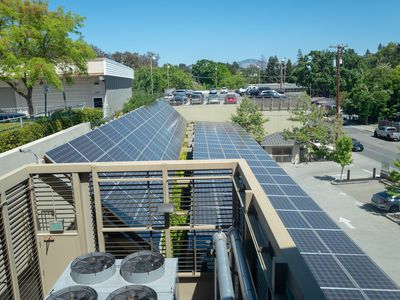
0,58 -> 134,118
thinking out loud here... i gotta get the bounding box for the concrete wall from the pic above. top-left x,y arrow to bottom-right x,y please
0,123 -> 91,177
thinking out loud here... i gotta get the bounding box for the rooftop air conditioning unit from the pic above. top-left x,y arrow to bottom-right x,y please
46,251 -> 178,300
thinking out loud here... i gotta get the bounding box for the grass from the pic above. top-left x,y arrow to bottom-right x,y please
0,121 -> 33,133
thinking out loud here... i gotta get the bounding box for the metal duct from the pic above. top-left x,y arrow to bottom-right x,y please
229,228 -> 258,300
213,231 -> 234,300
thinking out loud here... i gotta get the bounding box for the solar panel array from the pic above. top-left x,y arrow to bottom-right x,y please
45,100 -> 186,163
45,101 -> 186,235
193,121 -> 400,300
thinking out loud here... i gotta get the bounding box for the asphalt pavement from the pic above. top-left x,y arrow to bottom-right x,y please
344,125 -> 400,164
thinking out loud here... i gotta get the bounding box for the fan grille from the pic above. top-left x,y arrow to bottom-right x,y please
121,251 -> 164,274
47,286 -> 98,300
71,252 -> 115,275
106,285 -> 157,300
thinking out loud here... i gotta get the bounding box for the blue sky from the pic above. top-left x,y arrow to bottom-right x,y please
50,0 -> 399,65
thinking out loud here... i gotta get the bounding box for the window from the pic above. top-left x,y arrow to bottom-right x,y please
93,97 -> 103,108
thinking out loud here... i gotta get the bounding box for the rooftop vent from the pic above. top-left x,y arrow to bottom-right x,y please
47,286 -> 98,300
71,252 -> 116,284
120,250 -> 165,284
106,285 -> 157,300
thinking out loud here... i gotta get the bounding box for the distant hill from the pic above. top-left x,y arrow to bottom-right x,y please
238,59 -> 260,68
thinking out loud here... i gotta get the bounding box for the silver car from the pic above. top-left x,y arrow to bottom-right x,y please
208,94 -> 220,104
371,191 -> 400,213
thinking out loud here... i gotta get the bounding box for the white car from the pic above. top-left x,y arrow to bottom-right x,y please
163,93 -> 174,101
220,87 -> 228,94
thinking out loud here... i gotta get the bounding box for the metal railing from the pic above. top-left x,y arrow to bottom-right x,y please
0,103 -> 86,134
0,160 -> 324,299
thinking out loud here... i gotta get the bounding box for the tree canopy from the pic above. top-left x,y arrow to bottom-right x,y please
332,136 -> 353,180
0,0 -> 95,115
283,93 -> 334,161
231,97 -> 266,143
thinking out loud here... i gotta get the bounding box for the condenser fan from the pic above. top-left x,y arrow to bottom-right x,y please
71,252 -> 116,284
106,285 -> 157,300
47,286 -> 98,300
121,251 -> 165,283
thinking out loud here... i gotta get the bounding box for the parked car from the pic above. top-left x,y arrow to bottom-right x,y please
208,94 -> 220,104
351,138 -> 364,152
235,87 -> 246,96
224,93 -> 238,104
374,126 -> 400,141
191,93 -> 203,104
173,90 -> 187,105
209,88 -> 217,95
220,87 -> 228,94
163,93 -> 174,102
371,191 -> 400,213
258,90 -> 285,98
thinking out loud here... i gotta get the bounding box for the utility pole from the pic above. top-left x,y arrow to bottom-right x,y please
280,59 -> 286,91
216,67 -> 218,89
150,56 -> 156,95
329,44 -> 347,123
167,65 -> 170,90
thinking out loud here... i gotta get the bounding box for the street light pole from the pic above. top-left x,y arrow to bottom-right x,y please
257,66 -> 261,84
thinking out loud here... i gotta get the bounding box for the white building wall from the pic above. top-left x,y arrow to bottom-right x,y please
0,58 -> 133,116
104,76 -> 132,117
104,59 -> 134,79
13,77 -> 106,114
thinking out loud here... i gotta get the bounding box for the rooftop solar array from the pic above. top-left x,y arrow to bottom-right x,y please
45,100 -> 186,163
193,121 -> 400,300
45,101 -> 186,235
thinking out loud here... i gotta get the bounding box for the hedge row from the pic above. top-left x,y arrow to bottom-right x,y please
0,108 -> 104,153
122,90 -> 160,113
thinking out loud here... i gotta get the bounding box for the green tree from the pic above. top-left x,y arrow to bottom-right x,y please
265,56 -> 280,83
332,136 -> 353,181
231,97 -> 266,143
285,59 -> 295,83
191,59 -> 218,87
343,63 -> 394,123
292,49 -> 362,97
0,0 -> 95,115
133,65 -> 194,93
283,93 -> 334,161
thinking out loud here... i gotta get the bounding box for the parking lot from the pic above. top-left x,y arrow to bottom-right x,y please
281,156 -> 400,286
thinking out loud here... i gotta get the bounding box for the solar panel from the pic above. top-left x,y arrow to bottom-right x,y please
46,101 -> 186,163
192,121 -> 400,299
45,101 -> 186,246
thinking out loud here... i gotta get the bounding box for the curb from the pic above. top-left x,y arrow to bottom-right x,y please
331,178 -> 379,185
386,213 -> 400,225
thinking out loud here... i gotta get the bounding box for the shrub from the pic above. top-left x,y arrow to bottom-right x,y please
78,108 -> 104,128
123,90 -> 160,113
0,108 -> 104,153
